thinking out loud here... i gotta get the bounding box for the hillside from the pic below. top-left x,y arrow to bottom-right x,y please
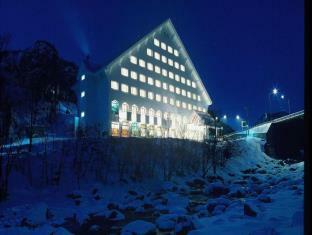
0,137 -> 304,234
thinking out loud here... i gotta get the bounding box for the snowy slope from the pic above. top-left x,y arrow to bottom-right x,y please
0,137 -> 303,234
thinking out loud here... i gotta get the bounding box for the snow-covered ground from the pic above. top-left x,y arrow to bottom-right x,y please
0,137 -> 303,234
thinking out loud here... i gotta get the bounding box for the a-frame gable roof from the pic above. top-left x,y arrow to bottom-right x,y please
105,19 -> 212,106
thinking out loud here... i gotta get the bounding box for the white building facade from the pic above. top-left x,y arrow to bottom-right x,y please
77,19 -> 214,141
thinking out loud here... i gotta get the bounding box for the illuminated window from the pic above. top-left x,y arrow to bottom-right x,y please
149,109 -> 155,125
130,56 -> 137,64
154,52 -> 160,60
139,59 -> 146,68
187,79 -> 191,86
81,74 -> 86,80
148,77 -> 154,85
193,93 -> 197,100
168,58 -> 173,66
182,102 -> 186,109
139,89 -> 146,98
162,68 -> 167,77
175,74 -> 180,82
131,105 -> 138,122
121,84 -> 129,93
81,91 -> 85,98
156,94 -> 161,102
161,42 -> 166,50
121,67 -> 129,77
187,91 -> 191,98
188,104 -> 192,110
81,111 -> 85,118
111,80 -> 119,90
176,87 -> 181,95
180,65 -> 185,72
131,86 -> 138,96
181,76 -> 186,84
169,85 -> 175,93
147,48 -> 153,57
181,89 -> 186,96
192,81 -> 196,88
155,66 -> 160,74
169,71 -> 174,79
174,49 -> 179,57
141,107 -> 146,124
130,71 -> 137,80
148,91 -> 154,100
162,82 -> 168,90
163,96 -> 168,104
198,107 -> 202,112
193,105 -> 197,110
154,38 -> 160,47
170,98 -> 175,105
203,108 -> 206,113
197,95 -> 201,101
176,100 -> 181,107
139,74 -> 146,83
156,110 -> 162,126
167,45 -> 173,54
174,62 -> 179,69
122,103 -> 129,112
147,62 -> 153,71
161,55 -> 167,63
155,79 -> 161,88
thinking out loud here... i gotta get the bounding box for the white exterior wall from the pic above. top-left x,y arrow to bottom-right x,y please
77,19 -> 212,141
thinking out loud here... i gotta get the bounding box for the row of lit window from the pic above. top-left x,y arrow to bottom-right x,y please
146,48 -> 185,72
111,80 -> 205,112
153,38 -> 179,57
120,68 -> 200,101
128,57 -> 193,88
118,102 -> 190,126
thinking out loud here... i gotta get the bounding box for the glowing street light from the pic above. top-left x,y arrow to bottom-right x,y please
223,115 -> 227,120
281,94 -> 285,99
236,115 -> 240,120
268,88 -> 279,114
273,88 -> 278,95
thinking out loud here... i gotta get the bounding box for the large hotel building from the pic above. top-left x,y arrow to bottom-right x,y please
76,19 -> 219,141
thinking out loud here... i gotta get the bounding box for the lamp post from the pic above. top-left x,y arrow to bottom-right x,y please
268,88 -> 278,119
281,94 -> 291,114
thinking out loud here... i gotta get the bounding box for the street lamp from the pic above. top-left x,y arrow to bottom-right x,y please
280,94 -> 291,114
223,115 -> 227,120
273,88 -> 278,95
268,88 -> 278,115
236,115 -> 240,120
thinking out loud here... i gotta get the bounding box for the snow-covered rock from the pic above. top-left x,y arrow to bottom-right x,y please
204,182 -> 229,197
155,213 -> 193,233
23,203 -> 49,226
257,194 -> 272,203
121,220 -> 156,235
244,202 -> 258,217
95,209 -> 125,221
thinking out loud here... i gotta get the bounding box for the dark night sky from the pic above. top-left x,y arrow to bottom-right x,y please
0,0 -> 304,129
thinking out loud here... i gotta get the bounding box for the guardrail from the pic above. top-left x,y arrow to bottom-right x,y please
224,110 -> 304,140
